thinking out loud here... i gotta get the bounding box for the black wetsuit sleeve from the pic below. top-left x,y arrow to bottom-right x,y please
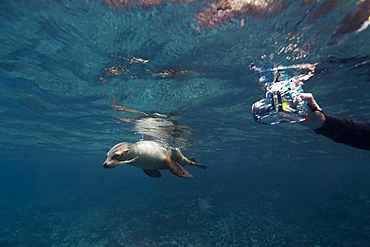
314,114 -> 370,150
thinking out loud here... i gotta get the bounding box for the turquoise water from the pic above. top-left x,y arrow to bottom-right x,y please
1,0 -> 370,246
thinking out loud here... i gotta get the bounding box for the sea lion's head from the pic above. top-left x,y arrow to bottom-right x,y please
103,142 -> 138,168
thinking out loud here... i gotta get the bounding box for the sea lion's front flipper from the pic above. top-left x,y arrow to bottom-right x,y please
142,169 -> 162,178
165,158 -> 193,178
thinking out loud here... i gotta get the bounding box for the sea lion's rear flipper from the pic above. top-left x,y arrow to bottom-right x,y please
142,169 -> 162,178
189,158 -> 208,170
165,158 -> 193,178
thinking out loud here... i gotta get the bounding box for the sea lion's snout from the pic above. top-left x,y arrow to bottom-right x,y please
103,159 -> 119,168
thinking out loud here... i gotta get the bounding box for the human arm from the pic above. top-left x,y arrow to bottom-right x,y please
300,93 -> 370,150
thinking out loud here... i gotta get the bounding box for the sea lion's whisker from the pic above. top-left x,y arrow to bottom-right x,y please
122,156 -> 139,164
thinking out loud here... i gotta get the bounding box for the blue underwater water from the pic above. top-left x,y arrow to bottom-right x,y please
1,0 -> 370,246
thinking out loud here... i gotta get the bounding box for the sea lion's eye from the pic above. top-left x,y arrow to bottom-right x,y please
112,153 -> 121,159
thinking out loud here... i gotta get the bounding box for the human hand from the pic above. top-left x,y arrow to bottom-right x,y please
299,93 -> 326,129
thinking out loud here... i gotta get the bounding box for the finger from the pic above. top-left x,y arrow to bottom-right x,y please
299,93 -> 322,111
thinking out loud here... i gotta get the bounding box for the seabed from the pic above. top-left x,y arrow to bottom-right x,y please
1,186 -> 367,247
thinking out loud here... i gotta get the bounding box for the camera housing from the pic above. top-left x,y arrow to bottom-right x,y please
252,75 -> 308,125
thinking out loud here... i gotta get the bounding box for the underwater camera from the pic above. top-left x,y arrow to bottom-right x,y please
251,72 -> 308,125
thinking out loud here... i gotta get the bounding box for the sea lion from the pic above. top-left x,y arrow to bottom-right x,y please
103,140 -> 207,178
